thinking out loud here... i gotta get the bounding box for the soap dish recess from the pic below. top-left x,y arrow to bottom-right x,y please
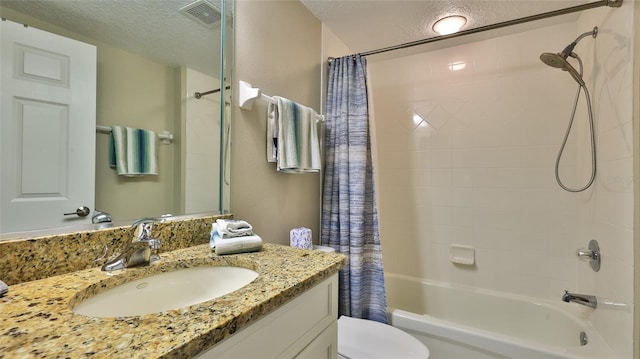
450,244 -> 475,265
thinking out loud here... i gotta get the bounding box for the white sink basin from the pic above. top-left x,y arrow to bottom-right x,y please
72,266 -> 258,317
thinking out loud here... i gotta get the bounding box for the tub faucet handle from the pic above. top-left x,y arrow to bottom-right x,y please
576,248 -> 595,259
576,239 -> 600,272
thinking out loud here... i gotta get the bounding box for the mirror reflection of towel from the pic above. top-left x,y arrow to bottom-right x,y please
109,126 -> 158,176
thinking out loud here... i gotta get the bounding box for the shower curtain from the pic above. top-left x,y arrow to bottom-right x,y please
321,55 -> 387,323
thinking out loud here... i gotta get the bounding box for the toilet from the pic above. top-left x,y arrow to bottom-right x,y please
313,245 -> 336,253
337,316 -> 429,359
313,246 -> 430,359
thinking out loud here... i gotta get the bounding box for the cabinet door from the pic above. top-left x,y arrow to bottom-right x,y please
195,274 -> 338,359
295,321 -> 338,359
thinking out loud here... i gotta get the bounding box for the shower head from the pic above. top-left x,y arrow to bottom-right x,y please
540,52 -> 585,86
539,26 -> 597,86
540,52 -> 570,69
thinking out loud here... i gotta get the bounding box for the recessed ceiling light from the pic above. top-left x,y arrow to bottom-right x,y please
433,15 -> 467,35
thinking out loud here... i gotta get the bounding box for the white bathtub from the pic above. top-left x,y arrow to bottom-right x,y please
385,274 -> 616,359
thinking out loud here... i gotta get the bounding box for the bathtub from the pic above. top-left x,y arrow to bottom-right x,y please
385,274 -> 616,359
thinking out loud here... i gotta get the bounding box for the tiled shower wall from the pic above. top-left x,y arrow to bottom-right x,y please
185,68 -> 221,213
370,8 -> 633,358
371,20 -> 582,296
576,5 -> 634,358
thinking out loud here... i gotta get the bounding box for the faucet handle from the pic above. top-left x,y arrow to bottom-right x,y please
148,239 -> 161,262
148,238 -> 161,250
133,223 -> 152,241
130,217 -> 157,229
576,248 -> 595,259
131,218 -> 158,241
92,210 -> 112,224
576,239 -> 600,272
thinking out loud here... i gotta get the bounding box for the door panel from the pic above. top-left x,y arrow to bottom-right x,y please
16,43 -> 70,86
18,98 -> 68,196
1,19 -> 96,233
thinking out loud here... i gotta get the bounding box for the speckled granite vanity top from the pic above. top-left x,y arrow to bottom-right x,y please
0,244 -> 346,358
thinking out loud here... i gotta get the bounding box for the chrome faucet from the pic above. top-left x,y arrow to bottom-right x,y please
562,290 -> 597,308
92,209 -> 112,224
101,218 -> 161,271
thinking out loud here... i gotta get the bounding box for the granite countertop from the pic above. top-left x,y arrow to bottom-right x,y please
0,243 -> 346,358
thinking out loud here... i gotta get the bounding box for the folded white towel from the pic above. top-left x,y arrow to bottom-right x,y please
216,219 -> 253,238
215,235 -> 263,255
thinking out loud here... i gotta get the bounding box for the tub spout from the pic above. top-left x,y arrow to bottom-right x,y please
562,290 -> 597,308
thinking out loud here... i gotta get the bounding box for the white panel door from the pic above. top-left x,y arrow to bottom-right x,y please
1,19 -> 97,233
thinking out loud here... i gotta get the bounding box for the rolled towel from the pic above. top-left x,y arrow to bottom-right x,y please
209,223 -> 221,249
0,279 -> 8,297
215,235 -> 263,255
216,219 -> 253,238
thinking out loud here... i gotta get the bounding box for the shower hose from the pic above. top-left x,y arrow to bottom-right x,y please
555,54 -> 597,192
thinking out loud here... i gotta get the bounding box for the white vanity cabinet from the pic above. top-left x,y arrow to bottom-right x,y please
196,274 -> 338,359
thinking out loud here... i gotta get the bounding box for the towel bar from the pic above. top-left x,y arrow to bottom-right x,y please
96,125 -> 173,144
238,80 -> 324,122
195,85 -> 231,99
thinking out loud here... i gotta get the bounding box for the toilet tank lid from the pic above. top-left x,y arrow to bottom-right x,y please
313,245 -> 335,253
337,316 -> 429,358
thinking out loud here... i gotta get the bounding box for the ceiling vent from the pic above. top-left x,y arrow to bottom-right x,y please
179,0 -> 221,29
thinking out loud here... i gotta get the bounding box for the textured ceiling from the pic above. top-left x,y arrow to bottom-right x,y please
299,0 -> 589,55
1,0 -> 224,77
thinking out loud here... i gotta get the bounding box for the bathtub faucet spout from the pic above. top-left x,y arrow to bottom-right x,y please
562,290 -> 597,308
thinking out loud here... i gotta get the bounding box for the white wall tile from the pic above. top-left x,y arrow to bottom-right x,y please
496,33 -> 522,74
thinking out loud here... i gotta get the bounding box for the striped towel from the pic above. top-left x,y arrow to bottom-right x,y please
273,96 -> 321,173
266,103 -> 278,163
109,126 -> 158,176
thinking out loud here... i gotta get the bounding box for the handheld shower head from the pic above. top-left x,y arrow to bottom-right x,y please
540,52 -> 569,69
540,52 -> 585,86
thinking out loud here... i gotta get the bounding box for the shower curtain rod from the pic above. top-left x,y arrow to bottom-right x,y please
328,0 -> 622,62
195,85 -> 231,99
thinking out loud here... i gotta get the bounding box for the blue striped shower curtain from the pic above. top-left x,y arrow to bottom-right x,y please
321,55 -> 387,323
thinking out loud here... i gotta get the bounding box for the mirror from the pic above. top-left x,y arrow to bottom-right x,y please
0,0 -> 233,236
